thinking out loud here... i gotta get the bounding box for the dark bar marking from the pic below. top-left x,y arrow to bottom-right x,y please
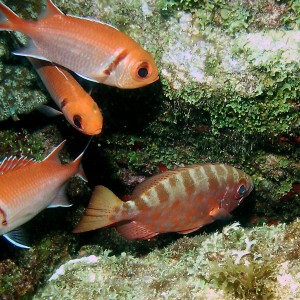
103,50 -> 129,76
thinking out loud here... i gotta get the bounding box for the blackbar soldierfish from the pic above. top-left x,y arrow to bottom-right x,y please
73,164 -> 253,239
0,0 -> 159,89
0,140 -> 87,248
10,33 -> 103,135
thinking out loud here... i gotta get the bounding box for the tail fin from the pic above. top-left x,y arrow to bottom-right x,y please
73,185 -> 124,233
0,1 -> 24,31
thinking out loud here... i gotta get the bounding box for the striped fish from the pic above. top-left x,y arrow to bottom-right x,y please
73,164 -> 253,239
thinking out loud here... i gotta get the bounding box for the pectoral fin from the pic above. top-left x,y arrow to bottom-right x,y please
209,207 -> 232,220
37,105 -> 63,117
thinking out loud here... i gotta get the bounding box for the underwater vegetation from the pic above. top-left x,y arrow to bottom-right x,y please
0,0 -> 299,298
34,221 -> 300,299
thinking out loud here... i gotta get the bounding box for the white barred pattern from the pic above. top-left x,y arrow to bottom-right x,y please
141,187 -> 160,207
232,166 -> 240,182
174,173 -> 188,199
209,165 -> 222,187
198,166 -> 210,192
220,164 -> 229,181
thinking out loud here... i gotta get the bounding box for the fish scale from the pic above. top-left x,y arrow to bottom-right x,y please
74,164 -> 254,239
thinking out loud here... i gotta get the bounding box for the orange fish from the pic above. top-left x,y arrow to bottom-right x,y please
29,59 -> 103,135
73,164 -> 253,239
0,0 -> 159,89
0,140 -> 87,248
10,33 -> 102,135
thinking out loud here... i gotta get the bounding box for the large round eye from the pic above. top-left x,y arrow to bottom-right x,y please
73,115 -> 83,129
137,63 -> 150,78
234,178 -> 248,199
237,185 -> 246,196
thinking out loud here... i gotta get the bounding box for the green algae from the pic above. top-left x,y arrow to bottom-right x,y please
0,0 -> 48,122
33,221 -> 300,299
0,232 -> 75,299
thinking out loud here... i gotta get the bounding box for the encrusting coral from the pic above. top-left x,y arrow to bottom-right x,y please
34,221 -> 300,300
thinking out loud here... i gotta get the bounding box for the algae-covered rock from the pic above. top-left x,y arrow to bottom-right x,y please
34,221 -> 300,300
0,1 -> 47,122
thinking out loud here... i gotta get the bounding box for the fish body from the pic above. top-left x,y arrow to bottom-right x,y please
0,140 -> 86,248
29,58 -> 103,135
74,164 -> 253,239
0,0 -> 159,89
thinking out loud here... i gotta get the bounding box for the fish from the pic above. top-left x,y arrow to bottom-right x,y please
29,59 -> 103,135
73,164 -> 254,239
0,0 -> 159,89
11,31 -> 103,135
0,140 -> 87,248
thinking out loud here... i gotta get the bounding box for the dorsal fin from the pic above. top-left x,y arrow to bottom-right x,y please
132,170 -> 178,199
43,140 -> 66,163
39,0 -> 64,19
0,156 -> 37,174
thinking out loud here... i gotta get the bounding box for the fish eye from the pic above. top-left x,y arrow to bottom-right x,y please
237,184 -> 246,196
73,115 -> 83,129
137,63 -> 150,78
138,67 -> 148,78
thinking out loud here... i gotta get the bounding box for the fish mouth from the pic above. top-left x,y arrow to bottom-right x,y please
83,127 -> 103,136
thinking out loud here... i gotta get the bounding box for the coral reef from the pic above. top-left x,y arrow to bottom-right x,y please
34,221 -> 300,299
0,0 -> 299,298
0,1 -> 47,122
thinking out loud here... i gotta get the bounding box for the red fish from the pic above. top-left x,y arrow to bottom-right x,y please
73,164 -> 253,239
0,0 -> 159,89
29,59 -> 103,135
10,33 -> 103,135
0,140 -> 87,248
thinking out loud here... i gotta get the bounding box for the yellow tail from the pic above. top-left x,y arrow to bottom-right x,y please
73,185 -> 123,233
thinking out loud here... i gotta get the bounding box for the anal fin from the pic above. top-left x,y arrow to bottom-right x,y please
115,221 -> 158,240
177,226 -> 201,235
3,227 -> 30,249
